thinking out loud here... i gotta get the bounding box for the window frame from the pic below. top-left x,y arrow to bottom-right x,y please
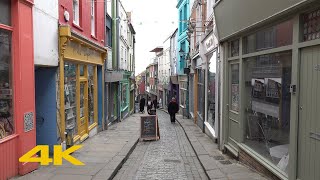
0,2 -> 14,141
91,0 -> 97,37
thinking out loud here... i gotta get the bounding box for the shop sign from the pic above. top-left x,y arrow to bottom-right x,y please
64,40 -> 103,65
204,34 -> 217,52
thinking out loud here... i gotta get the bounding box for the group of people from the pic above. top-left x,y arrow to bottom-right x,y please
139,96 -> 179,123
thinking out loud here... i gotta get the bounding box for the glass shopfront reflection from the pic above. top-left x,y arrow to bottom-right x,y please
244,51 -> 292,175
0,29 -> 13,140
64,62 -> 78,135
208,51 -> 217,129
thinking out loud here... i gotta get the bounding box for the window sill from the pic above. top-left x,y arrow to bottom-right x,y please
72,23 -> 83,31
0,134 -> 19,144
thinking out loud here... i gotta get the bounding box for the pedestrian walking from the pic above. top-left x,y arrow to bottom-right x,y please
153,98 -> 157,109
158,98 -> 162,108
147,97 -> 153,115
139,97 -> 146,113
168,97 -> 179,123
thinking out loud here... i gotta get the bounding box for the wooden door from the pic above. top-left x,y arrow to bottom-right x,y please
227,62 -> 240,152
78,65 -> 88,140
297,46 -> 320,180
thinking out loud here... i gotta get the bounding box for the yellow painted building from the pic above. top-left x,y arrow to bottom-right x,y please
59,26 -> 107,144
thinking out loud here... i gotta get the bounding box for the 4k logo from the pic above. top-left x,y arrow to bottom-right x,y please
19,145 -> 84,166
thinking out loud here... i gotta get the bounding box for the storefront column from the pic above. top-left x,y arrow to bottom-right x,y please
12,0 -> 39,175
288,14 -> 300,180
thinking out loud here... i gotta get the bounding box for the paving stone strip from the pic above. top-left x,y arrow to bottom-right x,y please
12,114 -> 142,180
113,110 -> 209,180
174,113 -> 270,180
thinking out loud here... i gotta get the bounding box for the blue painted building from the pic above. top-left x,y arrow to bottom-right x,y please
176,0 -> 190,115
177,0 -> 190,75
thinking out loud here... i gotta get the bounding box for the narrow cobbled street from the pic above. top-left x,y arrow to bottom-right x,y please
114,110 -> 208,180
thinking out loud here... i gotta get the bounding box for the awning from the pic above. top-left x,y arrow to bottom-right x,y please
170,75 -> 179,85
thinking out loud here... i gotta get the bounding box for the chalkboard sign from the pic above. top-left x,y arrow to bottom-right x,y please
140,115 -> 159,141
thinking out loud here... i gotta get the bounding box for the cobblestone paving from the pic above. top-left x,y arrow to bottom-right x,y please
114,110 -> 208,180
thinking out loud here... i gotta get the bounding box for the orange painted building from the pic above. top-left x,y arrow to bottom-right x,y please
0,0 -> 38,179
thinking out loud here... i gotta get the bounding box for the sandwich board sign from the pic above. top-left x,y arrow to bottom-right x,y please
140,115 -> 160,141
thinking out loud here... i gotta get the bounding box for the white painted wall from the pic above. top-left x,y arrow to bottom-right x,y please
119,2 -> 129,71
33,0 -> 59,66
170,32 -> 178,75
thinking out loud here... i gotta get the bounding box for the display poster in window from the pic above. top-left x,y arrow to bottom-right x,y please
231,84 -> 239,112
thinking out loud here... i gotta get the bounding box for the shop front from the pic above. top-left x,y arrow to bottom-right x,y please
59,26 -> 106,144
201,30 -> 219,139
120,80 -> 129,119
0,0 -> 38,179
178,75 -> 187,116
216,1 -> 320,179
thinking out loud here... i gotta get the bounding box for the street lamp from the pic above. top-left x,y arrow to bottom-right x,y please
179,47 -> 190,119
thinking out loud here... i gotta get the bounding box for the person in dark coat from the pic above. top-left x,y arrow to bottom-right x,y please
168,97 -> 179,123
153,98 -> 157,109
147,97 -> 153,114
139,97 -> 146,113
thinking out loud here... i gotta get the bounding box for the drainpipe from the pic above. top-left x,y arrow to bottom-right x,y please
204,54 -> 208,133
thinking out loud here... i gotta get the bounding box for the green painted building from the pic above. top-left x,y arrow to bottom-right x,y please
215,0 -> 320,180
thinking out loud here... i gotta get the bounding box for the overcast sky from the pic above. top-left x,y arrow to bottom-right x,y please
120,0 -> 178,74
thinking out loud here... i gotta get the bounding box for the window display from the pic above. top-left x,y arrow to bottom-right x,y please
0,29 -> 13,140
197,69 -> 204,119
208,52 -> 217,128
231,64 -> 239,112
122,84 -> 128,108
244,52 -> 292,175
88,65 -> 95,125
64,62 -> 77,135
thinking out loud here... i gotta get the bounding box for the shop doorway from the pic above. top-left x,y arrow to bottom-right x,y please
297,46 -> 320,180
78,65 -> 89,139
226,62 -> 240,153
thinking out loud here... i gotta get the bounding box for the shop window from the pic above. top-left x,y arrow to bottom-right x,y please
230,39 -> 239,57
73,0 -> 80,26
0,0 -> 11,26
302,9 -> 320,41
243,20 -> 293,54
79,65 -> 84,76
231,64 -> 239,112
0,29 -> 13,140
244,52 -> 292,175
197,69 -> 204,119
122,84 -> 128,108
208,52 -> 217,128
64,62 -> 78,135
88,65 -> 95,126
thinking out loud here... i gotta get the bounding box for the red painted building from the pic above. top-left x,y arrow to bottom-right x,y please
59,0 -> 105,45
0,0 -> 38,179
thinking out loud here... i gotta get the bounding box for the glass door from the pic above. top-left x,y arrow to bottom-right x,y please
78,65 -> 88,139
